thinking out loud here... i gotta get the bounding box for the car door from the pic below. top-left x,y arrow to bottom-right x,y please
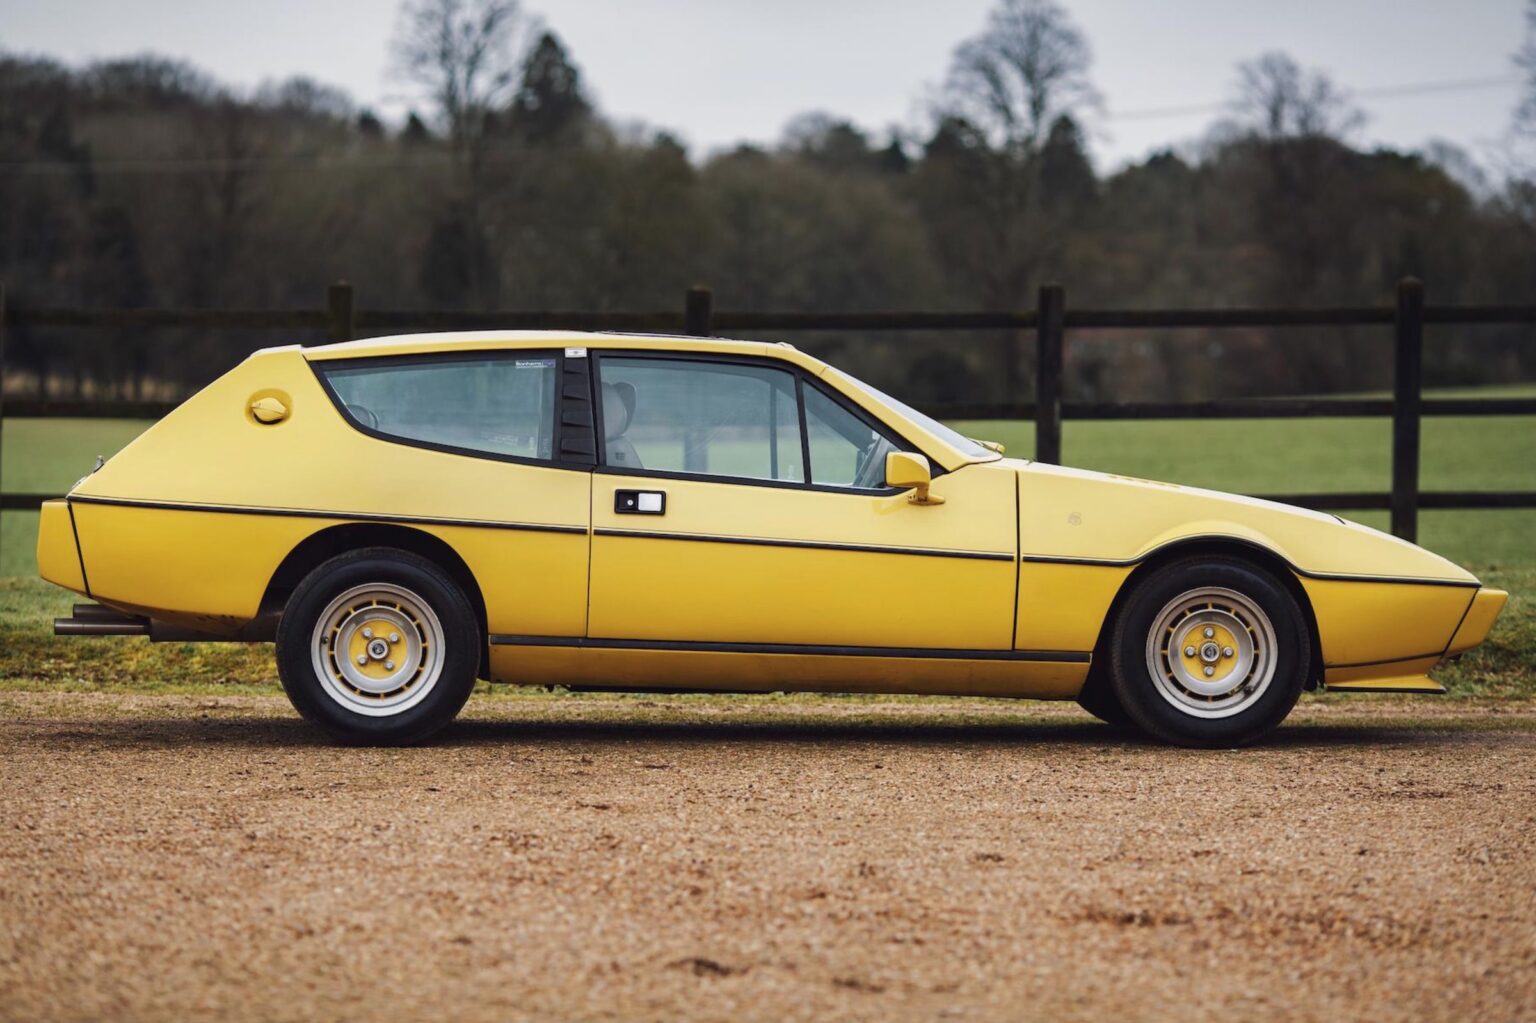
585,351 -> 1018,653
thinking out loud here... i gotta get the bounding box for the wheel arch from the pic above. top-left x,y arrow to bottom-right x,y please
1083,536 -> 1324,694
261,523 -> 490,676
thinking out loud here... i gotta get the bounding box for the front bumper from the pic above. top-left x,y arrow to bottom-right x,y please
1323,586 -> 1507,694
1445,587 -> 1509,658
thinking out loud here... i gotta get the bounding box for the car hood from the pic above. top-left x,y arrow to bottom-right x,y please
1008,459 -> 1477,585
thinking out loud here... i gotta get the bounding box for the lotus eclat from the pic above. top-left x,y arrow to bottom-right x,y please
37,331 -> 1506,746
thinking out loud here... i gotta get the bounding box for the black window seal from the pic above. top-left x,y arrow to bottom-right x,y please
594,462 -> 917,497
308,348 -> 588,471
549,353 -> 564,462
590,348 -> 940,497
795,375 -> 813,486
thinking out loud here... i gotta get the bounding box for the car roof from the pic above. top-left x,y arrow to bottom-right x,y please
296,330 -> 818,368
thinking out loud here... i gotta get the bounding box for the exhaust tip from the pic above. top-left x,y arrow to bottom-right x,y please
54,606 -> 151,636
71,603 -> 131,621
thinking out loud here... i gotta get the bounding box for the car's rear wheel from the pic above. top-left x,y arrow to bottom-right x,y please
276,548 -> 479,745
1109,556 -> 1308,748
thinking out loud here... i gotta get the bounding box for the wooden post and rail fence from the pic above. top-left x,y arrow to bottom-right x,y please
2,278 -> 1534,546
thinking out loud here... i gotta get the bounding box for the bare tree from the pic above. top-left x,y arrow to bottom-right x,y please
391,0 -> 539,306
1512,0 -> 1536,183
255,76 -> 355,121
1519,2 -> 1536,133
925,0 -> 1099,394
1231,52 -> 1363,140
941,0 -> 1098,154
390,0 -> 538,164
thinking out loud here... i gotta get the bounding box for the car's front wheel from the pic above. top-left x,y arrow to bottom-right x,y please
276,548 -> 480,745
1108,556 -> 1309,748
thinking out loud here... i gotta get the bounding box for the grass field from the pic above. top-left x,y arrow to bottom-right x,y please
2,404 -> 1532,697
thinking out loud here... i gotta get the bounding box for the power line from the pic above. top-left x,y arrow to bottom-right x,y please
1106,74 -> 1521,122
0,74 -> 1523,173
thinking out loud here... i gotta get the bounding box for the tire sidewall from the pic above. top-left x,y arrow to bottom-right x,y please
1111,558 -> 1307,748
276,549 -> 479,745
1076,668 -> 1133,726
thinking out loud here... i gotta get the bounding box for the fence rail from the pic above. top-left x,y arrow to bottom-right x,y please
11,303 -> 1536,333
2,278 -> 1534,543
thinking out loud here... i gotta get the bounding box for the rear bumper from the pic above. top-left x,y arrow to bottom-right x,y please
36,499 -> 87,594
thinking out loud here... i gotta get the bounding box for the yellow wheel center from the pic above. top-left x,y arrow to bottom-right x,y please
346,618 -> 405,679
1177,622 -> 1240,681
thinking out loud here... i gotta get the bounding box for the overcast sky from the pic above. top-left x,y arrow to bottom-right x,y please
1,0 -> 1527,168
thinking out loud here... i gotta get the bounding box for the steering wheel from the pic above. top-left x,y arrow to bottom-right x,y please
853,432 -> 895,489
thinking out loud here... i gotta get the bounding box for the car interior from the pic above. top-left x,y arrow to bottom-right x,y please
601,381 -> 643,468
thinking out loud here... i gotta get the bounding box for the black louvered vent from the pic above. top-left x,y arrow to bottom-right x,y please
557,354 -> 596,463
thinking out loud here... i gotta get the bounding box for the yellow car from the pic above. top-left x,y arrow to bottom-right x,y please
37,332 -> 1506,746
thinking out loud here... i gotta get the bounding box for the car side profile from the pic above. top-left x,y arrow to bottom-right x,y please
38,331 -> 1506,747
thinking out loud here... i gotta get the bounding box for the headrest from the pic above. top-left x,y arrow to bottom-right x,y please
601,381 -> 636,440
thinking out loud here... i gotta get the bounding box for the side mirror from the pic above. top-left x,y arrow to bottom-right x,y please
885,451 -> 944,505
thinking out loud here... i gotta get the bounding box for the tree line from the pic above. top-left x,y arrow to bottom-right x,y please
1,0 -> 1533,406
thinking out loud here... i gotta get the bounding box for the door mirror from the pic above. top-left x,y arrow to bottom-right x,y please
885,451 -> 944,505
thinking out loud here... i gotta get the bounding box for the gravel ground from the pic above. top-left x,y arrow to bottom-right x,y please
1,692 -> 1534,1023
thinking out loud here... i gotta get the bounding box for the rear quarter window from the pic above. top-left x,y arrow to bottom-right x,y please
316,353 -> 559,462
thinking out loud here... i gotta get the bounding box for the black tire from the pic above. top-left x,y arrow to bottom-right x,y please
276,547 -> 480,745
1075,668 -> 1133,726
1108,556 -> 1308,748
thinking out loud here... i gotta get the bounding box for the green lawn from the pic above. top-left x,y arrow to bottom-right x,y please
952,415 -> 1536,570
2,406 -> 1532,697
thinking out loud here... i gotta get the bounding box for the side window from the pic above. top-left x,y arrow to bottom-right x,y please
318,353 -> 558,461
598,357 -> 804,483
804,385 -> 900,489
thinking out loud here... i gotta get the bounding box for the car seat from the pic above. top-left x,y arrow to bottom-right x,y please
602,381 -> 643,468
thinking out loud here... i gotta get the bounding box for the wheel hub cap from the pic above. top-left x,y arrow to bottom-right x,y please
310,583 -> 445,717
1145,586 -> 1277,719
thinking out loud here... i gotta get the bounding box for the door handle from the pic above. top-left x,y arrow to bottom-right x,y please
614,489 -> 666,515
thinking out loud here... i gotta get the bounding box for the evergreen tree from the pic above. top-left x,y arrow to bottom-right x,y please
1039,114 -> 1095,214
400,110 -> 432,143
509,32 -> 590,145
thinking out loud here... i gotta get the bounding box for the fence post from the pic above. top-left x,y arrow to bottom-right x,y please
684,286 -> 713,337
1035,283 -> 1065,464
0,282 -> 6,552
327,281 -> 355,343
1391,277 -> 1424,542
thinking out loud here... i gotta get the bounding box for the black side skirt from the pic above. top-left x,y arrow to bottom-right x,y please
489,635 -> 1091,662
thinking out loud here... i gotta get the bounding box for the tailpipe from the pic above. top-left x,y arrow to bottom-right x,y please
54,604 -> 150,636
53,604 -> 277,642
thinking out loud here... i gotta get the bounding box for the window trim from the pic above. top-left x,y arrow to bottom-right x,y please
310,349 -> 585,470
590,349 -> 938,496
794,375 -> 814,486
